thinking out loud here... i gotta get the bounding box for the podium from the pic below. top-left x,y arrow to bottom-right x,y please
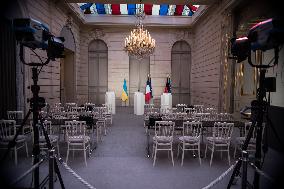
105,91 -> 115,114
134,92 -> 145,115
161,93 -> 172,113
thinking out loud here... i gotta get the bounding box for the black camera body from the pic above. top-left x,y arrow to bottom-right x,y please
231,18 -> 284,62
248,18 -> 284,51
13,18 -> 65,60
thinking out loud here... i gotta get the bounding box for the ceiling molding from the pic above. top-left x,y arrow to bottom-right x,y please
84,14 -> 195,27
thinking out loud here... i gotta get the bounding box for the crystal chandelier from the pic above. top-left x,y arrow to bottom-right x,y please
124,5 -> 155,60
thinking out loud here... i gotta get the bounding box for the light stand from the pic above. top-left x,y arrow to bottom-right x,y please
1,44 -> 65,188
20,44 -> 65,189
227,47 -> 279,189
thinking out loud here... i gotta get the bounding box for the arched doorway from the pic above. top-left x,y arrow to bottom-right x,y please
171,41 -> 191,105
129,56 -> 150,106
88,39 -> 108,104
60,26 -> 76,103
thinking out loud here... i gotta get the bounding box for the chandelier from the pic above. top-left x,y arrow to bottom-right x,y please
124,5 -> 155,60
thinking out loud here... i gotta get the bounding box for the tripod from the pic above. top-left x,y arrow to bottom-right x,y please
1,44 -> 65,188
227,47 -> 280,189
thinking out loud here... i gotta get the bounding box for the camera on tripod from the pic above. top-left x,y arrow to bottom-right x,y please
228,18 -> 284,189
13,18 -> 65,60
230,18 -> 284,94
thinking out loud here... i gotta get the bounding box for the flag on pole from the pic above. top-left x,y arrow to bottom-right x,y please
164,75 -> 171,93
145,74 -> 153,103
121,79 -> 128,102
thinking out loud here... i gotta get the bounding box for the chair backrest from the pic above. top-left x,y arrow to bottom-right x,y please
42,120 -> 53,136
185,108 -> 196,114
0,120 -> 16,139
194,105 -> 204,113
7,111 -> 24,120
239,122 -> 251,137
65,120 -> 86,137
84,103 -> 95,111
154,121 -> 175,138
96,119 -> 105,128
72,106 -> 85,113
92,112 -> 100,119
176,112 -> 187,120
66,111 -> 78,119
31,120 -> 53,137
54,103 -> 62,107
243,122 -> 262,140
65,103 -> 77,112
93,107 -> 107,116
218,113 -> 233,121
183,121 -> 202,138
52,113 -> 66,119
145,104 -> 154,109
212,122 -> 234,140
165,113 -> 177,120
200,113 -> 211,121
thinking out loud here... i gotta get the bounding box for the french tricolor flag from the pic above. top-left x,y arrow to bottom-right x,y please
145,75 -> 152,103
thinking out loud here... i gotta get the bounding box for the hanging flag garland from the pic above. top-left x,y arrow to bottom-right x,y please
79,3 -> 199,16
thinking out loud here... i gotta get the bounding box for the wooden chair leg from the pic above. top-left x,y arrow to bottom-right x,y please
66,143 -> 69,164
171,148 -> 174,167
153,144 -> 157,167
210,145 -> 214,167
25,142 -> 29,157
204,144 -> 208,158
14,147 -> 17,165
181,147 -> 185,166
227,145 -> 231,166
198,144 -> 202,165
84,145 -> 87,167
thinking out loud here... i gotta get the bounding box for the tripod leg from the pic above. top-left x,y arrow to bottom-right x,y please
39,119 -> 65,189
227,120 -> 257,188
227,160 -> 242,189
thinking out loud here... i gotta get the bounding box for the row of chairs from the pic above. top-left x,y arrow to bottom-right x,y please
0,109 -> 112,166
151,121 -> 257,167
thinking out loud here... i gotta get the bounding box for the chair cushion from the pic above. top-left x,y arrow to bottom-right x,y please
68,135 -> 90,143
206,137 -> 230,144
153,136 -> 173,143
0,135 -> 26,143
178,136 -> 199,143
39,135 -> 58,143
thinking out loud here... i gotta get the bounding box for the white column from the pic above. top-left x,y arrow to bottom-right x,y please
134,92 -> 145,115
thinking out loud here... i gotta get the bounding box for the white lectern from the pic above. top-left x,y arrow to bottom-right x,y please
161,93 -> 172,113
134,92 -> 145,115
105,91 -> 115,114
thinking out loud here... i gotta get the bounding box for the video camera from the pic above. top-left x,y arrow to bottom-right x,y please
13,18 -> 65,61
231,18 -> 284,63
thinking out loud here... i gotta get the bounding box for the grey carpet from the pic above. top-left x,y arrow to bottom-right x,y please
1,107 -> 248,189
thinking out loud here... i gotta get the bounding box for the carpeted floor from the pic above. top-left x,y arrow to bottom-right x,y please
1,107 -> 249,189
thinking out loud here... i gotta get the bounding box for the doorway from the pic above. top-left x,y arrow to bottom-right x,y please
171,41 -> 191,105
60,49 -> 75,103
60,26 -> 76,103
129,56 -> 150,106
88,39 -> 108,104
